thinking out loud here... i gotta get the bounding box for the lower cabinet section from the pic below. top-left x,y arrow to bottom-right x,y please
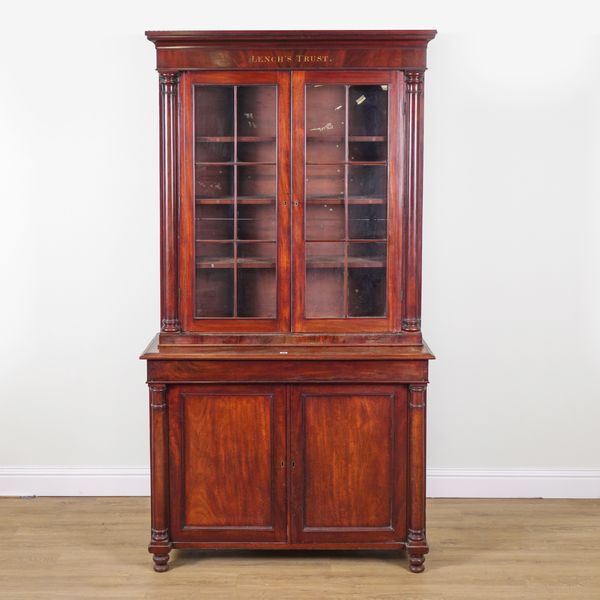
167,383 -> 406,544
148,381 -> 428,572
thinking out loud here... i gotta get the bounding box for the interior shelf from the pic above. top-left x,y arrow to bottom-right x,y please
196,196 -> 276,205
306,161 -> 386,166
195,136 -> 276,142
306,196 -> 386,205
306,135 -> 386,142
194,161 -> 276,166
307,256 -> 386,269
196,257 -> 276,269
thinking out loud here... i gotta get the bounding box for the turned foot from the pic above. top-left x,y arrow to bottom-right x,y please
152,552 -> 170,572
408,553 -> 425,573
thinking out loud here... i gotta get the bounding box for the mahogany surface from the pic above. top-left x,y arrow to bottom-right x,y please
143,29 -> 435,574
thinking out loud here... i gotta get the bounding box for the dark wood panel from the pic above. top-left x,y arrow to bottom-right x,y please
148,359 -> 428,383
154,331 -> 427,348
168,385 -> 287,542
155,48 -> 429,71
303,394 -> 392,527
291,385 -> 407,543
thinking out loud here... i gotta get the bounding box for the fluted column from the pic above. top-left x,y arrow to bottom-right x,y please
159,72 -> 180,332
402,71 -> 425,333
148,383 -> 171,571
407,383 -> 428,572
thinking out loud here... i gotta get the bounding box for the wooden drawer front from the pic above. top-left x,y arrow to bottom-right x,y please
291,384 -> 407,543
168,385 -> 287,542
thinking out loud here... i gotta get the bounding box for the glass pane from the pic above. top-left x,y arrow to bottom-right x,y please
196,269 -> 234,317
195,86 -> 234,137
238,87 -> 276,137
348,243 -> 387,317
196,205 -> 234,241
196,165 -> 234,201
194,84 -> 278,319
238,205 -> 276,240
238,141 -> 275,163
348,164 -> 386,200
306,85 -> 346,164
304,83 -> 389,320
237,242 -> 277,318
305,242 -> 344,318
348,85 -> 388,138
237,242 -> 276,318
306,165 -> 344,241
238,164 -> 276,202
195,243 -> 234,318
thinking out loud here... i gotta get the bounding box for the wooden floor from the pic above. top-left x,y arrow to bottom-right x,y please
0,498 -> 599,599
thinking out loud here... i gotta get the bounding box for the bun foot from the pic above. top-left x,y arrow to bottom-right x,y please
408,553 -> 425,573
152,552 -> 170,572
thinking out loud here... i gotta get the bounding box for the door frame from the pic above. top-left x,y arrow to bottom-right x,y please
179,71 -> 291,332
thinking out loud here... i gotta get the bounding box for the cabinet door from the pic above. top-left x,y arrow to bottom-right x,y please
180,72 -> 291,332
168,385 -> 287,542
290,385 -> 407,543
291,71 -> 402,333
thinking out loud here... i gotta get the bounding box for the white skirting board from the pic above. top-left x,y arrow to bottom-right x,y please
0,467 -> 599,498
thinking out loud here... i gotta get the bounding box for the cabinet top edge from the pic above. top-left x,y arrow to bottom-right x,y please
140,334 -> 435,361
145,29 -> 438,46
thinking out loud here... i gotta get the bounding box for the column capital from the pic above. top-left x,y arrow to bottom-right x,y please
404,70 -> 425,94
159,72 -> 180,87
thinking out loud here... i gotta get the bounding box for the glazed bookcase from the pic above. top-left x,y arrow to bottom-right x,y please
142,29 -> 436,573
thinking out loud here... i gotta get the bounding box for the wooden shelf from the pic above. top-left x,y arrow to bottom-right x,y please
195,239 -> 276,243
195,136 -> 276,142
195,161 -> 276,166
306,135 -> 386,142
349,135 -> 386,142
306,196 -> 386,205
196,196 -> 276,205
306,161 -> 386,166
307,256 -> 386,269
196,257 -> 276,269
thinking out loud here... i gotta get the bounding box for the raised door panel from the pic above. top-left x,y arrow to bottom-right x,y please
169,385 -> 287,542
179,71 -> 291,332
291,385 -> 407,543
291,71 -> 403,333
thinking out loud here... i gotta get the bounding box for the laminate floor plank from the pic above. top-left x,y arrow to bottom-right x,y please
0,498 -> 599,599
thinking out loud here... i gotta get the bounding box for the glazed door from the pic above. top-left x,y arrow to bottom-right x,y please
168,385 -> 287,542
290,385 -> 407,543
292,71 -> 402,333
180,72 -> 291,332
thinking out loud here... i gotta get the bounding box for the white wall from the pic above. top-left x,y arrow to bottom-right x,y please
1,0 -> 599,497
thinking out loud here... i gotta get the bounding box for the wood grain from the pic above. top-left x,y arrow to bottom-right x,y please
290,385 -> 407,546
1,498 -> 599,599
168,385 -> 287,543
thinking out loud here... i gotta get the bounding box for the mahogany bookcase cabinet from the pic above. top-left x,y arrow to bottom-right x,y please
142,30 -> 436,573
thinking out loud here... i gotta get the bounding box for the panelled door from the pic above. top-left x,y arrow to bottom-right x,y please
290,385 -> 407,543
168,385 -> 287,542
179,72 -> 291,332
291,71 -> 403,333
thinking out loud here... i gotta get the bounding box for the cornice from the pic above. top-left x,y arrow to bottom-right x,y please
145,29 -> 438,48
